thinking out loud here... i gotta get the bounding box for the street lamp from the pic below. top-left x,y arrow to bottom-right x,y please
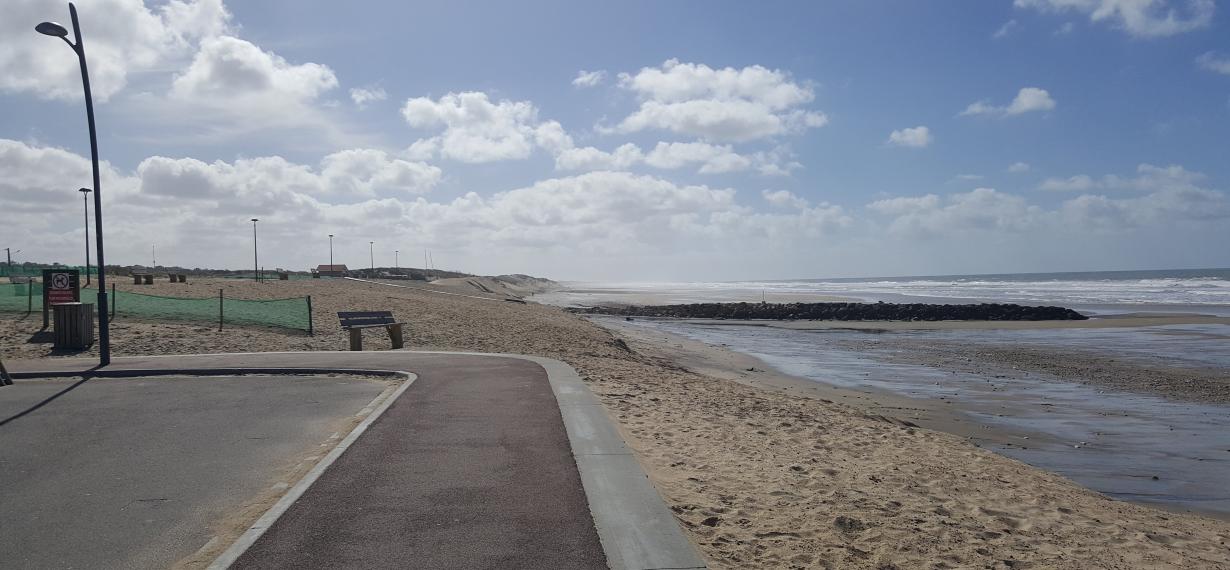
394,249 -> 399,271
38,3 -> 111,366
369,241 -> 374,277
328,234 -> 334,272
78,188 -> 91,285
251,219 -> 259,282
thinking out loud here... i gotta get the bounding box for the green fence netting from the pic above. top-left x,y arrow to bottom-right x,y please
0,283 -> 311,333
0,283 -> 37,313
0,265 -> 98,278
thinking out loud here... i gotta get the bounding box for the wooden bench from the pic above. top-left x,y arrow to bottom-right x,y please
338,311 -> 405,351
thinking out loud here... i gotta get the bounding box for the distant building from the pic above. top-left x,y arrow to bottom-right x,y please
316,264 -> 348,277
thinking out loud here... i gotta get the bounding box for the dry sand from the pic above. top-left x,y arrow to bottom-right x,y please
3,277 -> 1230,568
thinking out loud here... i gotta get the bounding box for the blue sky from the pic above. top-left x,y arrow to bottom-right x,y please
2,0 -> 1229,280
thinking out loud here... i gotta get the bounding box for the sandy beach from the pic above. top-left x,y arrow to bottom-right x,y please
4,277 -> 1230,568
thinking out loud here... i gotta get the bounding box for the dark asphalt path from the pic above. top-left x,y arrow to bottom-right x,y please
0,375 -> 387,570
230,354 -> 607,569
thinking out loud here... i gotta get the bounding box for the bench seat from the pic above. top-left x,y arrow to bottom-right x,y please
338,311 -> 405,351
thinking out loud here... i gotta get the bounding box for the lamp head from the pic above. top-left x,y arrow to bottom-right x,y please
250,218 -> 258,222
36,21 -> 69,38
79,187 -> 91,193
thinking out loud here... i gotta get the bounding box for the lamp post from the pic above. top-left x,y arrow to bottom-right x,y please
78,188 -> 91,285
328,234 -> 334,271
395,250 -> 399,271
251,219 -> 259,282
369,241 -> 374,277
38,3 -> 110,366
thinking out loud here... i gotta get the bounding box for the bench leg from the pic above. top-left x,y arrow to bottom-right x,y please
388,324 -> 404,349
349,328 -> 363,351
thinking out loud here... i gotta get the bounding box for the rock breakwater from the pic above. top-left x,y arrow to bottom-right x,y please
572,302 -> 1087,321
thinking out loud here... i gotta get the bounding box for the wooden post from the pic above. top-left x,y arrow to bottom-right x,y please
110,283 -> 116,318
218,289 -> 224,331
388,323 -> 404,349
348,328 -> 363,351
27,281 -> 33,314
306,295 -> 314,336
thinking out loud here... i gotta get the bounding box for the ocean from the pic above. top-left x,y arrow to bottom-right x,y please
535,268 -> 1230,315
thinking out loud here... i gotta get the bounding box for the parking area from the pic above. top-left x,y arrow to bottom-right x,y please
0,374 -> 391,570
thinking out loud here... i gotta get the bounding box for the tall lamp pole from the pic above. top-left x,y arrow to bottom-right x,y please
38,4 -> 110,366
328,234 -> 334,271
395,249 -> 399,271
79,188 -> 91,285
251,219 -> 259,282
369,241 -> 374,277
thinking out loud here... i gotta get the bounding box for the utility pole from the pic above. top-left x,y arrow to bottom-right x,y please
251,218 -> 259,282
369,241 -> 374,277
151,244 -> 156,268
395,249 -> 399,271
328,234 -> 334,270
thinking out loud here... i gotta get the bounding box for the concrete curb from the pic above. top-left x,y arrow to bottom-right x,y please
7,351 -> 708,570
207,371 -> 417,570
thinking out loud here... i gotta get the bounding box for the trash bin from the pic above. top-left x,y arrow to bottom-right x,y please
53,302 -> 95,350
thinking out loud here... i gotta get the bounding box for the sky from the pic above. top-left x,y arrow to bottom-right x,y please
2,0 -> 1229,281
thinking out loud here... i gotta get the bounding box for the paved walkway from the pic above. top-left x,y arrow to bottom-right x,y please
0,374 -> 388,570
4,351 -> 704,570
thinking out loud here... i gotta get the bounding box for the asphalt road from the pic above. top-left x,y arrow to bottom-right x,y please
231,355 -> 608,569
0,375 -> 388,570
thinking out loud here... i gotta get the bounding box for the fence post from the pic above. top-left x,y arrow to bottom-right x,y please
306,295 -> 314,336
218,289 -> 224,331
110,283 -> 116,319
27,281 -> 33,314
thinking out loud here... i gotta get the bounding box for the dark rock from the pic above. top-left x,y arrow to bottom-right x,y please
571,301 -> 1088,322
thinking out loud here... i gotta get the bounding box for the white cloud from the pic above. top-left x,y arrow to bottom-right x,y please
993,19 -> 1020,38
961,87 -> 1056,117
886,126 -> 933,148
551,140 -> 794,176
868,188 -> 1043,238
0,0 -> 231,101
349,86 -> 388,108
762,189 -> 810,209
1014,0 -> 1214,38
136,148 -> 439,202
572,70 -> 606,87
954,174 -> 985,181
610,59 -> 828,142
1039,163 -> 1206,192
401,92 -> 547,163
172,36 -> 338,103
1008,161 -> 1032,173
644,142 -> 752,173
1039,174 -> 1098,191
1196,52 -> 1230,75
0,138 -> 858,269
554,144 -> 644,172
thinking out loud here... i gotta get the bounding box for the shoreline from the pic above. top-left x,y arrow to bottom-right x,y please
594,316 -> 1230,521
